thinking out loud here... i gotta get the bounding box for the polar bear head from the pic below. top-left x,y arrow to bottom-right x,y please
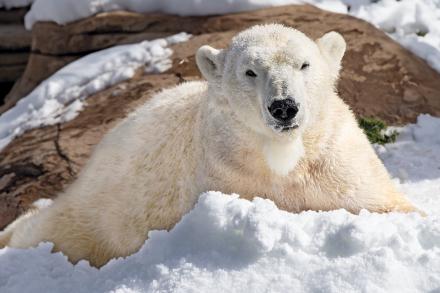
196,24 -> 346,141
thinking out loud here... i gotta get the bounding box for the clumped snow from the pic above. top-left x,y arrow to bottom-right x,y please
23,0 -> 440,73
0,115 -> 439,293
0,33 -> 190,151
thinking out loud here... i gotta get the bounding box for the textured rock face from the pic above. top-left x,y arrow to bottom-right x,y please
1,4 -> 440,228
0,24 -> 31,51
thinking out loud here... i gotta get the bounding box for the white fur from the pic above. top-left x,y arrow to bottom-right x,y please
31,198 -> 53,209
263,137 -> 304,176
0,24 -> 419,267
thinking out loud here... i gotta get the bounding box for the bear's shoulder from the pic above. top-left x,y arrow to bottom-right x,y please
140,80 -> 208,113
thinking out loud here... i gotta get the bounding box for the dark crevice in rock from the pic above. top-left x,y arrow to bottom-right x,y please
84,29 -> 166,35
55,124 -> 75,176
0,163 -> 44,178
0,163 -> 44,193
30,50 -> 88,58
0,47 -> 30,53
175,72 -> 186,83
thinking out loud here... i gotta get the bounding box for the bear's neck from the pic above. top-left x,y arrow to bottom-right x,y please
262,136 -> 305,176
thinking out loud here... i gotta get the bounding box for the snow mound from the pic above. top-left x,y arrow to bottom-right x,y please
0,32 -> 190,151
23,0 -> 440,73
0,192 -> 439,293
1,115 -> 440,293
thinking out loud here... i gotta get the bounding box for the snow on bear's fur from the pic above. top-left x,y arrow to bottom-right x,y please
0,24 -> 418,267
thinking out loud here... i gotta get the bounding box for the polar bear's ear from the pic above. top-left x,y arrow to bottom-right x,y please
196,45 -> 224,82
316,31 -> 346,77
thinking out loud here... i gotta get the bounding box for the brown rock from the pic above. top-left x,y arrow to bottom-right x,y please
403,87 -> 422,103
0,7 -> 29,24
0,24 -> 31,88
0,64 -> 25,82
32,20 -> 170,55
31,11 -> 206,55
0,24 -> 31,50
0,52 -> 28,65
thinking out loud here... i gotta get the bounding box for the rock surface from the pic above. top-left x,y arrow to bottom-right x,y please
1,4 -> 440,229
0,24 -> 31,51
0,7 -> 28,24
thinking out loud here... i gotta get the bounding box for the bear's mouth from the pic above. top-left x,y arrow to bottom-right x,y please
273,123 -> 299,132
281,125 -> 299,132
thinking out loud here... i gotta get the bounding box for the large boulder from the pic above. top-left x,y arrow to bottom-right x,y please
1,4 -> 440,228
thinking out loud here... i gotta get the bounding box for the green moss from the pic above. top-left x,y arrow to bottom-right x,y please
358,117 -> 398,145
416,30 -> 428,37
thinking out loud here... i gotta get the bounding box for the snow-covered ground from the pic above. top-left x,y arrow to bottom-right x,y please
21,0 -> 440,73
0,33 -> 190,151
0,115 -> 439,293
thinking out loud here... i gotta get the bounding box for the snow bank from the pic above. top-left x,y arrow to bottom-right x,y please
0,0 -> 32,9
375,114 -> 440,183
1,115 -> 440,293
23,0 -> 440,73
0,32 -> 190,152
24,0 -> 305,28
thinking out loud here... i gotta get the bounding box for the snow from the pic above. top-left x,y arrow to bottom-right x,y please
22,0 -> 440,73
0,0 -> 32,9
23,0 -> 305,28
0,32 -> 190,152
0,115 -> 440,292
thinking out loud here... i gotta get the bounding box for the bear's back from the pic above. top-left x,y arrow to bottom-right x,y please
61,80 -> 209,212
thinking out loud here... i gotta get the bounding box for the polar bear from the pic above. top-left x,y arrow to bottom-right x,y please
0,24 -> 418,267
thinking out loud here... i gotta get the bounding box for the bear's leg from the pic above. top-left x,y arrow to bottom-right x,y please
6,204 -> 113,266
370,191 -> 425,215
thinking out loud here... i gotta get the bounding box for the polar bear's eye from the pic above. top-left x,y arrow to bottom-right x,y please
245,70 -> 257,77
301,62 -> 310,70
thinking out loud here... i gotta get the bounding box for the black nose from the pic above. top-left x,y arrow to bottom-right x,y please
268,98 -> 299,122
